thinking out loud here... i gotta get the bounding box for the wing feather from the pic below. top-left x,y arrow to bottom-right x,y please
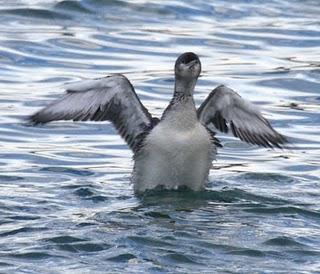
197,85 -> 287,148
30,74 -> 156,152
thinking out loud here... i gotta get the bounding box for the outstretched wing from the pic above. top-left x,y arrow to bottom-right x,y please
197,85 -> 287,148
30,74 -> 157,152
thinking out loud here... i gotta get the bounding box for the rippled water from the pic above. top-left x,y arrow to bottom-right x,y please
0,0 -> 319,273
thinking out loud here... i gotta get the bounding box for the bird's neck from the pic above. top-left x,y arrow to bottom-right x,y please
161,77 -> 198,125
174,77 -> 197,97
161,95 -> 198,129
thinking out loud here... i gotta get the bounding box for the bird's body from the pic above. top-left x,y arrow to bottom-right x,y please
30,52 -> 287,193
133,95 -> 215,192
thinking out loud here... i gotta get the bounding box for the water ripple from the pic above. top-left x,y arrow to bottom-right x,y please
0,0 -> 319,273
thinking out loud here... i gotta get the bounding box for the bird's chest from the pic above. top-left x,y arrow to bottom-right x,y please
144,120 -> 212,163
132,120 -> 213,191
132,113 -> 214,192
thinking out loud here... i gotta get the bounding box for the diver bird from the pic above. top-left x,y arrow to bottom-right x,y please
30,52 -> 287,193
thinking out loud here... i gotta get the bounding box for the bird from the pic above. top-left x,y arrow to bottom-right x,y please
30,52 -> 287,193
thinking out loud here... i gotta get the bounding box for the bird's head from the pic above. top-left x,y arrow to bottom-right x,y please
174,52 -> 201,80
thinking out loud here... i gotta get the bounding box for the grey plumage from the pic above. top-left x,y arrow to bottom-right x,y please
29,52 -> 288,192
30,74 -> 156,152
197,85 -> 287,148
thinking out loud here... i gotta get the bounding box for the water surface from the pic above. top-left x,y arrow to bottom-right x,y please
0,0 -> 319,273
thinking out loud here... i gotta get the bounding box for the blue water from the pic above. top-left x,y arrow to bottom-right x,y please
0,0 -> 319,273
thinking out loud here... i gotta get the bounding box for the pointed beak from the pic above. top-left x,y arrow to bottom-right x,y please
186,60 -> 198,69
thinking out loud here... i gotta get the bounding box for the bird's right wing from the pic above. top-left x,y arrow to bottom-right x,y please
30,74 -> 157,152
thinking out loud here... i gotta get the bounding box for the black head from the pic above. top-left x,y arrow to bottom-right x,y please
174,52 -> 201,79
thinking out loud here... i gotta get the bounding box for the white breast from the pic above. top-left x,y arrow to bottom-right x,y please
132,105 -> 216,193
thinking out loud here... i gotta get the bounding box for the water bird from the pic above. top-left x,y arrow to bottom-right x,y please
30,52 -> 287,193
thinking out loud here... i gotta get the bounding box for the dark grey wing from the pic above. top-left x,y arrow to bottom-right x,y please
30,74 -> 157,152
197,85 -> 287,148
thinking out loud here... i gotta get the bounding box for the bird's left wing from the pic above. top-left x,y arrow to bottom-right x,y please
30,74 -> 156,152
197,85 -> 287,148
